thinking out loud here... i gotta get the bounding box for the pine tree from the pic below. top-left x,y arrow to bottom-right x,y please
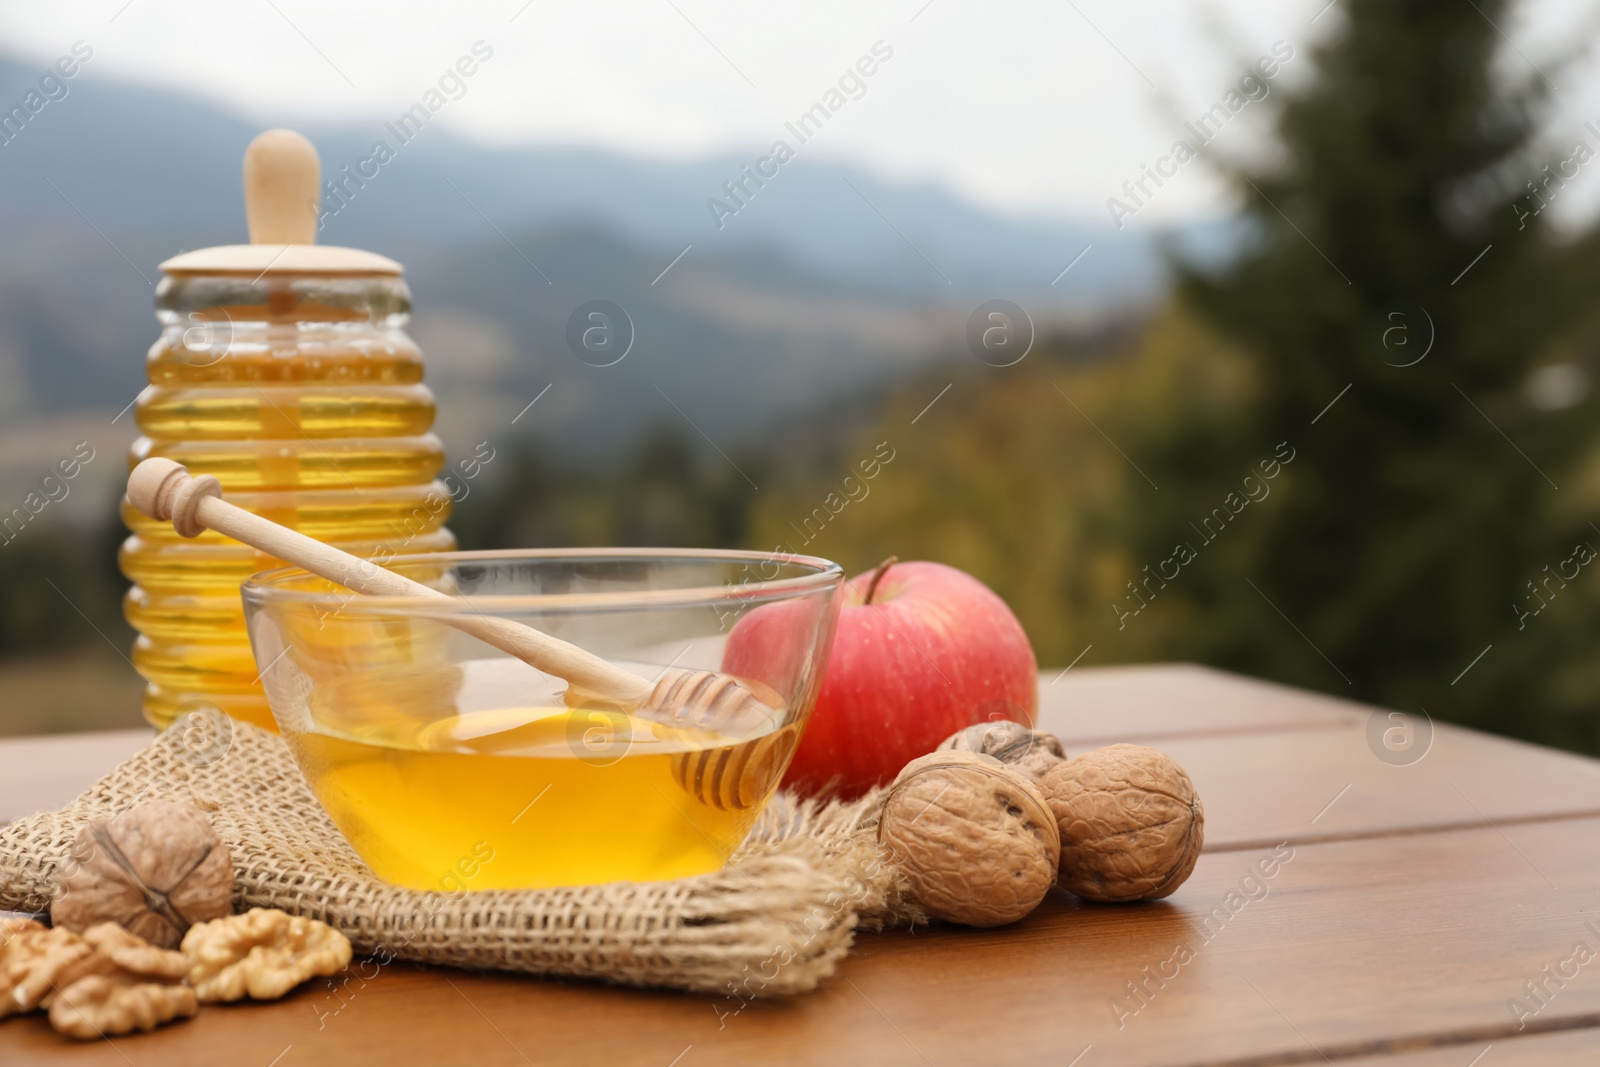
1139,0 -> 1600,750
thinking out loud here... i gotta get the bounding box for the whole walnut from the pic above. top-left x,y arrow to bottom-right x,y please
52,800 -> 234,949
1040,744 -> 1203,903
877,751 -> 1060,927
938,720 -> 1066,782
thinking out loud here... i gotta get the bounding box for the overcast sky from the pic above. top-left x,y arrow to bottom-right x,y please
3,0 -> 1599,228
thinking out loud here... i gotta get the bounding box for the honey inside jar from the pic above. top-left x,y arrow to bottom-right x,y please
285,662 -> 798,890
121,273 -> 453,732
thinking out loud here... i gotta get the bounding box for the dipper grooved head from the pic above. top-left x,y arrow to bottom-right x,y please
127,458 -> 221,538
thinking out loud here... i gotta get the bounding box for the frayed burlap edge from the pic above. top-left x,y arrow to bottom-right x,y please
0,722 -> 920,996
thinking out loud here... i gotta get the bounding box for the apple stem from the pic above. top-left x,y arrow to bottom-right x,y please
863,556 -> 899,605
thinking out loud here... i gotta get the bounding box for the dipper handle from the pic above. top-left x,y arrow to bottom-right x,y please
126,457 -> 653,705
243,129 -> 320,246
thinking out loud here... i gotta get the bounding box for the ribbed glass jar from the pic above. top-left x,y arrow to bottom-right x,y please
120,271 -> 454,731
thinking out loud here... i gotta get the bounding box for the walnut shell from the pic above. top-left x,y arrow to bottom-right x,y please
52,800 -> 234,949
938,720 -> 1066,782
1040,744 -> 1203,902
182,907 -> 352,1003
877,751 -> 1060,927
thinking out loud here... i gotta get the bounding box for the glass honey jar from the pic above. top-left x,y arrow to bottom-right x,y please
120,130 -> 454,731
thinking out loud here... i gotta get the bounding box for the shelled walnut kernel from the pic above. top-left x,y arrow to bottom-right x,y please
0,921 -> 195,1039
182,908 -> 352,1003
47,975 -> 198,1041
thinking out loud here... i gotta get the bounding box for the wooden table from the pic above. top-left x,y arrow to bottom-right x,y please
5,664 -> 1600,1065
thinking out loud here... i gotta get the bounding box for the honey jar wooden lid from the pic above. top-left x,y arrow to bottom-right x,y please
160,129 -> 402,276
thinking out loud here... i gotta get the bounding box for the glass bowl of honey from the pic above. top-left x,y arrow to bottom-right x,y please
241,548 -> 844,892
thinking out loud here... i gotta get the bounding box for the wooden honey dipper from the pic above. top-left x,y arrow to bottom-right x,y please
126,458 -> 784,737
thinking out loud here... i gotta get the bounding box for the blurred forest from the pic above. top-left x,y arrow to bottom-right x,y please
7,0 -> 1600,754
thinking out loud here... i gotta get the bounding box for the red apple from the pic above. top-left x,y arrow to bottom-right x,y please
723,558 -> 1037,798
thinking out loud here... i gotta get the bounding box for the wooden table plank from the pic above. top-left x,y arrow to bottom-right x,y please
15,705 -> 1597,862
1337,1028 -> 1600,1065
1040,663 -> 1364,744
0,729 -> 152,824
1158,722 -> 1600,852
7,815 -> 1600,1066
0,664 -> 1363,827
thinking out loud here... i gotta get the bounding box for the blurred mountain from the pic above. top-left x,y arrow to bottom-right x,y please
0,51 -> 1191,456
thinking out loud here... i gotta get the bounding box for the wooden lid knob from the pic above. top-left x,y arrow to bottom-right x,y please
159,128 -> 402,276
244,130 -> 320,246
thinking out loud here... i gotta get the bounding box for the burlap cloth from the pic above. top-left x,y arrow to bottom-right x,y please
0,721 -> 919,996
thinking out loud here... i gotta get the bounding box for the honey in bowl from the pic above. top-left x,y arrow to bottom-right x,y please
287,664 -> 798,890
242,549 -> 845,890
